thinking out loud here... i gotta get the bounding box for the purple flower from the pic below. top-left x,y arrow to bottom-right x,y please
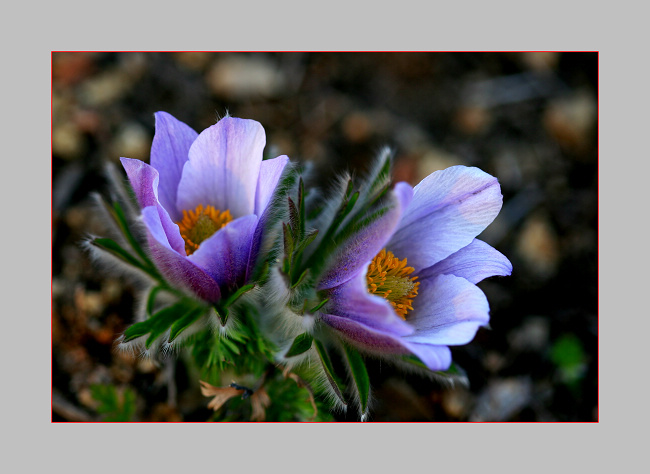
316,166 -> 512,371
120,112 -> 289,303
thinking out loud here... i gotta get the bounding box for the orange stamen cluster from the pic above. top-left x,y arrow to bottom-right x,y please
366,249 -> 420,319
176,204 -> 233,255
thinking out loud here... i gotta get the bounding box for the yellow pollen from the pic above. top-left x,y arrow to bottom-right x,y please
366,249 -> 420,320
176,204 -> 233,255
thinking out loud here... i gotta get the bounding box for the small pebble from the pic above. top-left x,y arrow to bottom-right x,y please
207,55 -> 285,99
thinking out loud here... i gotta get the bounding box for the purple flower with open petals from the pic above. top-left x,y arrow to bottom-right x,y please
316,166 -> 512,371
120,112 -> 289,303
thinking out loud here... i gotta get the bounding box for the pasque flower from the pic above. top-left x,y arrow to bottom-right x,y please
120,112 -> 289,303
315,166 -> 512,370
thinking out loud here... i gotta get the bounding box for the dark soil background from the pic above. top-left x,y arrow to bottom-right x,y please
52,52 -> 598,422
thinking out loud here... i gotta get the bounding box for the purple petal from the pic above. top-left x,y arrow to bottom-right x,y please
121,158 -> 185,255
317,182 -> 413,290
188,215 -> 259,292
120,157 -> 160,209
325,266 -> 414,337
255,155 -> 290,216
150,112 -> 198,222
141,207 -> 221,303
176,117 -> 265,219
389,166 -> 503,270
402,343 -> 452,371
417,239 -> 513,284
319,313 -> 451,371
246,209 -> 269,281
404,273 -> 489,346
140,205 -> 186,256
320,312 -> 411,354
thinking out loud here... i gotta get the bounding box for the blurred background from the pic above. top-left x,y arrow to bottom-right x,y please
52,52 -> 597,422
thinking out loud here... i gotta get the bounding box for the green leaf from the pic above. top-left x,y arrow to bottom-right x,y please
111,201 -> 151,264
401,356 -> 469,387
308,298 -> 329,313
285,333 -> 314,358
296,229 -> 319,253
145,286 -> 163,317
313,339 -> 347,406
91,238 -> 148,272
550,334 -> 586,384
145,302 -> 196,348
365,148 -> 392,200
282,222 -> 294,258
298,178 -> 306,238
288,196 -> 300,240
89,384 -> 136,422
550,334 -> 585,369
122,300 -> 200,347
344,178 -> 354,199
402,354 -> 429,370
343,344 -> 370,415
99,195 -> 155,270
169,307 -> 205,342
261,163 -> 301,232
122,320 -> 152,342
291,268 -> 310,289
220,336 -> 241,355
224,283 -> 256,307
342,191 -> 360,220
336,204 -> 390,247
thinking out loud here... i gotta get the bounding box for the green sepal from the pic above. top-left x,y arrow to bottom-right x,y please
213,305 -> 229,327
285,333 -> 314,358
342,344 -> 370,415
211,283 -> 256,327
314,339 -> 347,406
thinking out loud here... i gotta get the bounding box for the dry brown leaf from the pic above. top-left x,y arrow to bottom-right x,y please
250,387 -> 271,422
199,381 -> 245,411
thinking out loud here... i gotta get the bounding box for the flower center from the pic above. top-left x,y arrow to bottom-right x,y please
176,204 -> 233,255
366,249 -> 420,320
